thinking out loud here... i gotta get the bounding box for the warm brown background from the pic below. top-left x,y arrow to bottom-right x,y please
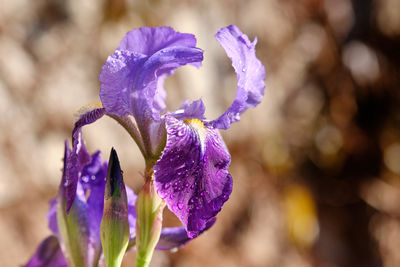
1,0 -> 400,266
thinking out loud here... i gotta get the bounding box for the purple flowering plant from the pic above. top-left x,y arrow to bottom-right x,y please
25,25 -> 265,267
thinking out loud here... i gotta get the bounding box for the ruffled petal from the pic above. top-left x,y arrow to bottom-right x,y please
154,116 -> 232,238
24,236 -> 67,267
99,26 -> 203,124
118,26 -> 198,56
209,25 -> 266,130
99,51 -> 146,117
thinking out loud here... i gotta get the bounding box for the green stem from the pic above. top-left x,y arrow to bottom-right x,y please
135,169 -> 165,267
108,114 -> 147,158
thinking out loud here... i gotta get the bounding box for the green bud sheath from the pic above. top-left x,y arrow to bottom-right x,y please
57,194 -> 89,267
57,146 -> 89,267
135,170 -> 165,267
101,148 -> 130,267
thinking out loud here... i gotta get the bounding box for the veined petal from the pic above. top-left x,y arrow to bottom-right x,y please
99,26 -> 203,125
24,236 -> 67,267
65,104 -> 106,212
154,116 -> 232,238
209,25 -> 266,130
99,51 -> 146,117
72,103 -> 106,136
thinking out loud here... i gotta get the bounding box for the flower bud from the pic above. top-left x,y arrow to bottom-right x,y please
100,148 -> 130,267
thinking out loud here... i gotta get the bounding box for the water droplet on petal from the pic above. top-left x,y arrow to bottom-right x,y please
177,129 -> 185,137
163,183 -> 170,189
177,203 -> 183,210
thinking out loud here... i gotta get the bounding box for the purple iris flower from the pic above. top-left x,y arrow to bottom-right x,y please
64,25 -> 265,242
25,136 -> 190,266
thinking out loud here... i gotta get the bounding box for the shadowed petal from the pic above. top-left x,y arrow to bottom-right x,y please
156,218 -> 216,250
126,185 -> 137,240
156,227 -> 190,250
47,198 -> 58,235
154,116 -> 232,238
173,99 -> 206,121
100,26 -> 203,124
209,25 -> 266,130
80,151 -> 108,265
24,236 -> 67,267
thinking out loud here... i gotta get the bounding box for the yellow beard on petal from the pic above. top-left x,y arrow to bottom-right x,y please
184,118 -> 207,152
77,102 -> 103,114
74,102 -> 103,122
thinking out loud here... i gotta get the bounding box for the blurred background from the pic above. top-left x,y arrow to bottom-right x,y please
1,0 -> 400,266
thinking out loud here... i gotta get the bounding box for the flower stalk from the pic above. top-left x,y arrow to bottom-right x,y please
135,169 -> 165,267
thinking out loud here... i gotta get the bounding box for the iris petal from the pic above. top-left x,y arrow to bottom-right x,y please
174,99 -> 206,121
156,227 -> 190,250
209,25 -> 266,130
24,236 -> 67,267
154,116 -> 232,238
156,218 -> 216,250
99,26 -> 203,125
64,105 -> 106,212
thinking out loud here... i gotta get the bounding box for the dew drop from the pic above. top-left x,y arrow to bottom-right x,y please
158,190 -> 167,198
242,67 -> 246,72
82,176 -> 89,183
177,129 -> 185,137
163,183 -> 170,189
91,175 -> 96,180
177,203 -> 183,210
